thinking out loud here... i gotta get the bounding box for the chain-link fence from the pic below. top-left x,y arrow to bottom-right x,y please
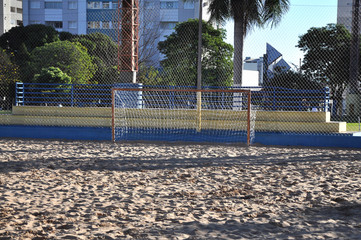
0,1 -> 360,139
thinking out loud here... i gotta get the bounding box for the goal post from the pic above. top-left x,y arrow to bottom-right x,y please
112,88 -> 254,145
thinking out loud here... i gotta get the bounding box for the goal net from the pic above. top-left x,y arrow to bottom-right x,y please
112,88 -> 255,145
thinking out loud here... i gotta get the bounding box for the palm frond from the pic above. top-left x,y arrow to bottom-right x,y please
241,0 -> 263,35
208,0 -> 231,24
263,0 -> 290,27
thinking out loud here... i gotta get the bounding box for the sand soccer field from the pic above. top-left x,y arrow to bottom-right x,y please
0,139 -> 360,239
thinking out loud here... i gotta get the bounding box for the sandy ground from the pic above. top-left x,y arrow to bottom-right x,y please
0,139 -> 360,240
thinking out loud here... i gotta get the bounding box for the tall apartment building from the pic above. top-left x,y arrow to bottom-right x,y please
0,0 -> 23,35
139,0 -> 209,64
337,0 -> 354,32
22,0 -> 87,34
22,0 -> 208,65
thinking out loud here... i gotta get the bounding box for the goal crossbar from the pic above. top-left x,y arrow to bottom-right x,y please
112,88 -> 252,145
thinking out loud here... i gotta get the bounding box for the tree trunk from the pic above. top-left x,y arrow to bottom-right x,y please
349,0 -> 360,93
233,16 -> 245,86
333,85 -> 346,117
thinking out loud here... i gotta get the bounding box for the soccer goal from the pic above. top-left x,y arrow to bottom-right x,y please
111,88 -> 255,145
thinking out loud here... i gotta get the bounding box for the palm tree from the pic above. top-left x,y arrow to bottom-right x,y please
208,0 -> 290,86
349,0 -> 360,93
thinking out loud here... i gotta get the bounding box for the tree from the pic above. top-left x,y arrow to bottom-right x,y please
0,48 -> 19,85
0,48 -> 19,109
263,70 -> 324,110
137,65 -> 164,86
297,24 -> 355,115
71,33 -> 117,67
71,33 -> 120,84
27,41 -> 96,84
207,0 -> 289,86
32,67 -> 72,105
265,71 -> 323,90
138,6 -> 164,67
59,31 -> 74,41
0,24 -> 59,60
158,19 -> 233,87
0,24 -> 60,82
33,67 -> 71,84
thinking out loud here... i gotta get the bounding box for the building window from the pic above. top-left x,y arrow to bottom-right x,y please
45,2 -> 63,9
112,21 -> 118,29
103,2 -> 110,9
30,20 -> 42,24
88,21 -> 100,29
16,8 -> 23,13
160,22 -> 177,30
11,7 -> 16,12
184,1 -> 194,9
102,21 -> 110,29
111,1 -> 118,9
68,1 -> 77,9
88,1 -> 101,9
30,1 -> 41,9
17,20 -> 23,25
45,21 -> 63,29
68,21 -> 77,29
160,1 -> 178,9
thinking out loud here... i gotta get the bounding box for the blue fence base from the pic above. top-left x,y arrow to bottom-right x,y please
0,125 -> 360,148
255,132 -> 361,148
115,128 -> 249,143
0,125 -> 111,141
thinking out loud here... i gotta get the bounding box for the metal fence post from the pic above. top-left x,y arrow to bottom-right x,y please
137,83 -> 143,109
324,87 -> 330,112
71,84 -> 74,107
273,87 -> 276,111
15,82 -> 24,106
170,85 -> 175,109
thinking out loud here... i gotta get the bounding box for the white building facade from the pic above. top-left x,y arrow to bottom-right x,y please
0,0 -> 23,35
337,0 -> 353,32
22,0 -> 209,65
242,43 -> 290,87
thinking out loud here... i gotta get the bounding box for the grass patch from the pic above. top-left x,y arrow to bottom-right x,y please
0,110 -> 11,115
347,123 -> 361,132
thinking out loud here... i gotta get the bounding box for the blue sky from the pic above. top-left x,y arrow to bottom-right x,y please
224,0 -> 338,69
